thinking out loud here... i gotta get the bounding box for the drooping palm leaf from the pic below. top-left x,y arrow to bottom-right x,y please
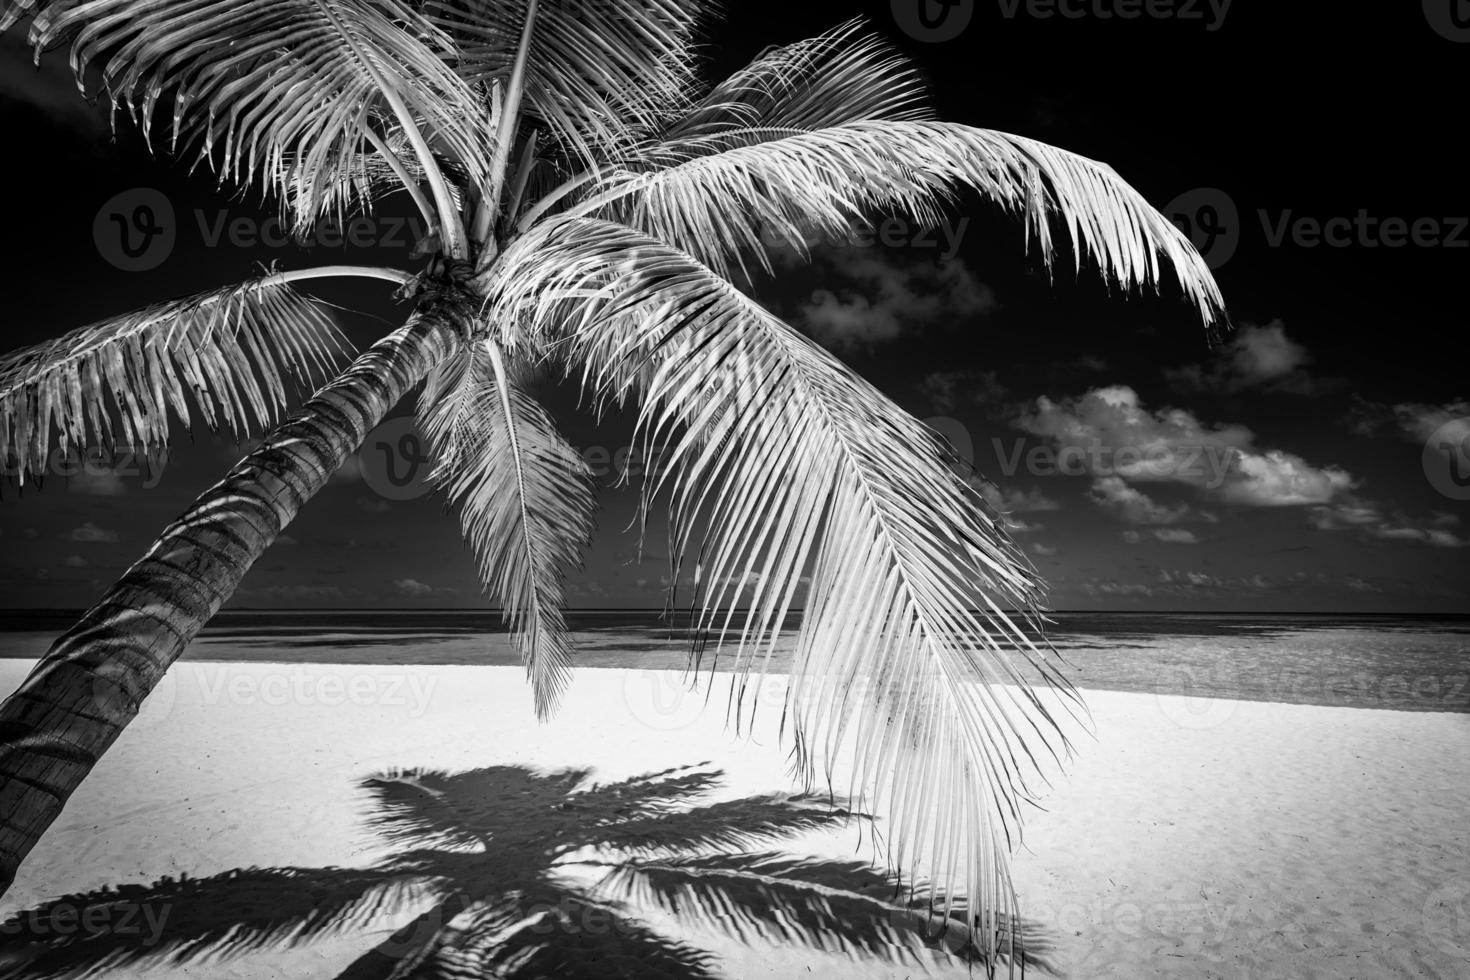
574,119 -> 1225,321
418,344 -> 596,717
2,0 -> 494,242
0,867 -> 422,980
482,217 -> 1082,962
0,276 -> 350,485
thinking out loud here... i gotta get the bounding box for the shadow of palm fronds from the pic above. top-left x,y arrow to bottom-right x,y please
0,765 -> 1053,979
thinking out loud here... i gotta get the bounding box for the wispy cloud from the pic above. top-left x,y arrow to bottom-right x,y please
1165,320 -> 1338,395
792,252 -> 996,348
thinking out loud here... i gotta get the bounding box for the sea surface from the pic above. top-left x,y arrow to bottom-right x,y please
2,609 -> 1468,713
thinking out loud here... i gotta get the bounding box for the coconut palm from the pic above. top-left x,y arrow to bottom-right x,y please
0,764 -> 1054,978
0,0 -> 1226,953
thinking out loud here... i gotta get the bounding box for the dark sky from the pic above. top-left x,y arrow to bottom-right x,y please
1,1 -> 1466,612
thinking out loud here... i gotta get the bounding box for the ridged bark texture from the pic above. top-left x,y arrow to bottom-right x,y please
0,305 -> 463,894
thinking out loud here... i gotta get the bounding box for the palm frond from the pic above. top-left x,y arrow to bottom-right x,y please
0,867 -> 422,979
0,276 -> 350,485
421,0 -> 709,167
601,852 -> 1053,971
577,120 -> 1224,324
653,18 -> 933,158
483,218 -> 1081,964
418,343 -> 596,718
3,0 -> 493,239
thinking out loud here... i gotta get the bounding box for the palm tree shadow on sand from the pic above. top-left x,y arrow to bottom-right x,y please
0,765 -> 1054,979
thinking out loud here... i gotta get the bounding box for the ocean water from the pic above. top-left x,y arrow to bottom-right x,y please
1,609 -> 1468,713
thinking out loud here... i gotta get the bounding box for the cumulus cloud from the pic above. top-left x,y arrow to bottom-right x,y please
66,522 -> 119,543
1166,321 -> 1334,395
795,252 -> 997,348
393,575 -> 455,599
1016,384 -> 1355,509
1215,450 -> 1354,507
1089,477 -> 1194,525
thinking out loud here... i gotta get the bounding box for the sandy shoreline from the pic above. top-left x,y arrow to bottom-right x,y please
2,660 -> 1468,978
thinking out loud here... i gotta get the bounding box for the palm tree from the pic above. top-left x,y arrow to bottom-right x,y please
0,0 -> 1226,953
0,764 -> 1054,978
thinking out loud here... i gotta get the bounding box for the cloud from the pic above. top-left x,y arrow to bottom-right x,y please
920,369 -> 1008,413
1165,321 -> 1335,395
1016,384 -> 1355,509
1350,397 -> 1469,444
975,483 -> 1060,515
1123,529 -> 1200,544
1215,450 -> 1354,507
1029,542 -> 1057,556
63,555 -> 88,568
67,470 -> 127,496
1088,476 -> 1195,525
66,522 -> 119,543
393,578 -> 439,597
794,253 -> 997,348
240,584 -> 354,602
1310,497 -> 1467,548
0,37 -> 110,143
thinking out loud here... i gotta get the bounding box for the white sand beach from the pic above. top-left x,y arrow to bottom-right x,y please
1,660 -> 1468,979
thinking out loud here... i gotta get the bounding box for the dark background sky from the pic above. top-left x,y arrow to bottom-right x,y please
1,0 -> 1466,612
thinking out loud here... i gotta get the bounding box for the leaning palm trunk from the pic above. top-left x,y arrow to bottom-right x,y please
1,2 -> 1226,965
0,308 -> 462,892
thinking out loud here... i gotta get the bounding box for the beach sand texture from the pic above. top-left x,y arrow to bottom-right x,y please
1,660 -> 1467,979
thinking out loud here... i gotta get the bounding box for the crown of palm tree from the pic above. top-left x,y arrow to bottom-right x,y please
0,0 -> 1226,954
0,764 -> 1053,979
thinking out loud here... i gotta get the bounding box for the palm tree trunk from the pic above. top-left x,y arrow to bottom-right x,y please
0,304 -> 464,895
